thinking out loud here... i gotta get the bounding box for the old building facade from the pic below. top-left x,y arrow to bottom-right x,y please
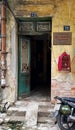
0,0 -> 75,103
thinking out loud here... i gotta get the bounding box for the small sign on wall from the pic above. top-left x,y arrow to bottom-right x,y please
53,32 -> 72,45
64,26 -> 70,31
31,12 -> 37,17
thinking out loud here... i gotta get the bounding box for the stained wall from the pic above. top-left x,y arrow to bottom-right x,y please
3,0 -> 75,102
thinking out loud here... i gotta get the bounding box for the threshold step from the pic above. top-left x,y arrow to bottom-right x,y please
38,105 -> 54,113
37,117 -> 54,124
6,116 -> 25,122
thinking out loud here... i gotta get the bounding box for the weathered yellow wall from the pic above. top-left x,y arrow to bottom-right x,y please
51,0 -> 75,100
52,0 -> 74,76
4,0 -> 75,102
13,0 -> 75,76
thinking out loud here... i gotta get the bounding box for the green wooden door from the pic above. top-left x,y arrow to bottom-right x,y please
18,37 -> 30,97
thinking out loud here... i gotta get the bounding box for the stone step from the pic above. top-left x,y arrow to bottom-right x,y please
8,106 -> 27,112
38,105 -> 54,118
7,101 -> 55,126
37,117 -> 54,124
38,112 -> 51,117
38,105 -> 54,124
23,125 -> 59,130
37,123 -> 59,130
38,106 -> 54,115
6,116 -> 25,122
22,127 -> 38,130
38,105 -> 54,112
38,111 -> 53,119
6,111 -> 26,122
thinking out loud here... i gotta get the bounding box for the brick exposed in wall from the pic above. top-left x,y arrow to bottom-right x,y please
51,78 -> 75,100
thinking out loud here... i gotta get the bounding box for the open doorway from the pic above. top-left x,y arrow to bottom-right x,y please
18,17 -> 52,100
30,33 -> 51,98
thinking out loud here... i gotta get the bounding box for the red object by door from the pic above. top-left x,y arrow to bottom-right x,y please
58,52 -> 71,71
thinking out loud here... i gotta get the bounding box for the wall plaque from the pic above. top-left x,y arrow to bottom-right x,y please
19,22 -> 34,32
53,32 -> 72,45
37,22 -> 50,32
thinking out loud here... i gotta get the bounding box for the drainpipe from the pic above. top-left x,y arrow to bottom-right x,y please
1,0 -> 7,88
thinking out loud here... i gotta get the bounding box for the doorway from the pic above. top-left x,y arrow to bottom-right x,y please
18,17 -> 52,99
30,33 -> 51,97
18,33 -> 51,99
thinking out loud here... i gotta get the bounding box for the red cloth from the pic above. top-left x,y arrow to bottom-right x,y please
58,52 -> 71,71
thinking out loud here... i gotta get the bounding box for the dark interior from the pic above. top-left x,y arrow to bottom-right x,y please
30,33 -> 51,96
